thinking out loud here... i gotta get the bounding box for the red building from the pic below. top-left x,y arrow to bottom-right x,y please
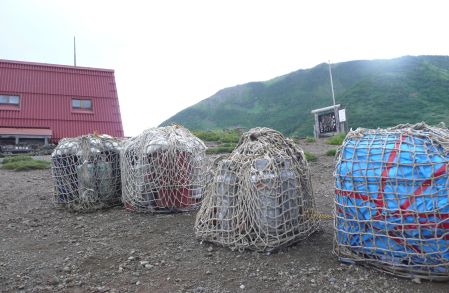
0,59 -> 124,145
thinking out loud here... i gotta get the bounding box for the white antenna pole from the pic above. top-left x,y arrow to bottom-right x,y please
74,36 -> 77,67
328,60 -> 335,106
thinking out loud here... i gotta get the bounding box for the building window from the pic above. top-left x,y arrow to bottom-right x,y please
72,98 -> 92,111
0,95 -> 20,106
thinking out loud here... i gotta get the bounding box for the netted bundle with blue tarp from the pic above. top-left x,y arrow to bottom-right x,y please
334,122 -> 449,280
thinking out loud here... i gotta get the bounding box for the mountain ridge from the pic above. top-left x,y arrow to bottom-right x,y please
161,55 -> 449,136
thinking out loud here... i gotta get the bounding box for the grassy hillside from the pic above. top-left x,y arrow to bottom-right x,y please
160,56 -> 449,136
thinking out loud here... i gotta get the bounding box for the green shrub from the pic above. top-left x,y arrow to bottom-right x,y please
2,155 -> 34,164
220,130 -> 241,143
2,158 -> 50,171
326,149 -> 337,156
327,133 -> 346,145
305,136 -> 316,143
304,151 -> 317,162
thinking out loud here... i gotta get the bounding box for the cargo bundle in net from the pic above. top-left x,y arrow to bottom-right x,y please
195,127 -> 320,251
51,134 -> 122,212
121,125 -> 207,213
334,122 -> 449,280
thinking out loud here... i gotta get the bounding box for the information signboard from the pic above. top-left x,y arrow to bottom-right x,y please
318,112 -> 337,134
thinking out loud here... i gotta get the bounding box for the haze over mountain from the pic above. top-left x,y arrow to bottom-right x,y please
161,56 -> 449,136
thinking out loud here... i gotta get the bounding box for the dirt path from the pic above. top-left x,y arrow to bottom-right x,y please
0,139 -> 447,292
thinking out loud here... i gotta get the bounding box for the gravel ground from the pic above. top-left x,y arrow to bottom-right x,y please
0,139 -> 447,292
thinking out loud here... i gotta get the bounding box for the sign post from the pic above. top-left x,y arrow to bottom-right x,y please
311,104 -> 347,139
310,61 -> 348,138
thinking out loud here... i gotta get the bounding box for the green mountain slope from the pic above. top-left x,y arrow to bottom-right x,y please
160,56 -> 449,136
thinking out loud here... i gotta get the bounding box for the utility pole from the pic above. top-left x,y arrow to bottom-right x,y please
328,60 -> 339,133
328,60 -> 335,106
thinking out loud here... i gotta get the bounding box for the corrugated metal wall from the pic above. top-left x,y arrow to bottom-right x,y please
0,60 -> 124,142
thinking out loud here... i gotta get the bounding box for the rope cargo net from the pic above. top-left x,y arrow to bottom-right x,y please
121,125 -> 207,213
195,127 -> 320,252
334,122 -> 449,280
51,134 -> 122,212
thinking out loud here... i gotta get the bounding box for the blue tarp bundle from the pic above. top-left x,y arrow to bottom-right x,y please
334,123 -> 449,280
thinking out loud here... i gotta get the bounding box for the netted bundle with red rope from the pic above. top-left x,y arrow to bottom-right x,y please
334,122 -> 449,281
121,125 -> 207,213
195,127 -> 320,251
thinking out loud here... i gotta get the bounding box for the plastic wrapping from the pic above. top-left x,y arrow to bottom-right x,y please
334,122 -> 449,280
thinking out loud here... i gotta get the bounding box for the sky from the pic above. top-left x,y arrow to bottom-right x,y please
1,0 -> 449,136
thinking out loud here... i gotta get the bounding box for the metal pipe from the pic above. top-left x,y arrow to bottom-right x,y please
74,36 -> 77,67
328,60 -> 336,106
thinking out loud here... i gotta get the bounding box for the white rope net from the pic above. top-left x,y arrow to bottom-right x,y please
121,125 -> 207,213
51,134 -> 122,212
334,122 -> 449,280
195,127 -> 320,251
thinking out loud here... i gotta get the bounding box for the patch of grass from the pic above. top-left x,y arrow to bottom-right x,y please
326,149 -> 337,156
304,151 -> 317,162
221,142 -> 237,148
2,158 -> 50,171
2,156 -> 50,171
2,155 -> 33,164
193,130 -> 221,142
193,129 -> 241,143
206,146 -> 235,154
220,130 -> 241,143
327,133 -> 346,145
305,136 -> 316,143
